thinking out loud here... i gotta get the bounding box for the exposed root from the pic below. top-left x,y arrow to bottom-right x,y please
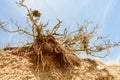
3,35 -> 115,80
5,35 -> 81,79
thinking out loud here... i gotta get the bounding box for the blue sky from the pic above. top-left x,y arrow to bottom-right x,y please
0,0 -> 120,63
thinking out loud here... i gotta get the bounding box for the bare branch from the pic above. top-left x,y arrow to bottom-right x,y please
50,19 -> 62,35
0,0 -> 120,59
0,21 -> 34,37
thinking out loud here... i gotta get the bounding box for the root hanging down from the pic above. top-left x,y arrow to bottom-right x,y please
23,35 -> 81,71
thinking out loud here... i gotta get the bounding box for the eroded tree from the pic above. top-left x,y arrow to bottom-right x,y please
0,0 -> 120,79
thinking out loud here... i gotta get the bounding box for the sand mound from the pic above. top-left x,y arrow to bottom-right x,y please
0,50 -> 36,80
0,35 -> 120,80
0,49 -> 120,80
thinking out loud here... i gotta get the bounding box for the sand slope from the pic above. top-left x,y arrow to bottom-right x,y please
0,49 -> 120,80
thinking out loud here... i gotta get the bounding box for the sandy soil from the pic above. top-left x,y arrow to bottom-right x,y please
0,49 -> 120,80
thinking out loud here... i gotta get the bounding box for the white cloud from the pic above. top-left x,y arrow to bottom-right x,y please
101,0 -> 116,24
